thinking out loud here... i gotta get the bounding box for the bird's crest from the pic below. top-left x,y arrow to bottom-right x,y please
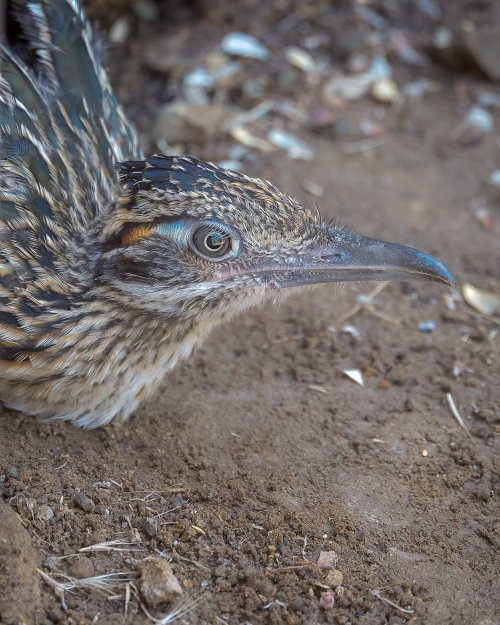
99,155 -> 318,251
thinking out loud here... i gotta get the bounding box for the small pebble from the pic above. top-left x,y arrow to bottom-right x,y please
222,32 -> 269,61
317,550 -> 339,568
488,170 -> 500,199
214,564 -> 228,577
464,107 -> 494,134
37,505 -> 54,522
488,170 -> 500,186
290,596 -> 305,611
432,26 -> 452,49
371,78 -> 399,104
451,107 -> 494,144
109,17 -> 129,44
94,504 -> 110,515
94,480 -> 112,489
138,558 -> 183,608
68,555 -> 95,580
319,590 -> 335,609
42,555 -> 58,571
143,517 -> 158,538
180,526 -> 197,541
418,320 -> 436,333
326,569 -> 344,588
6,467 -> 18,479
46,607 -> 64,623
184,68 -> 214,90
73,492 -> 95,513
341,324 -> 361,340
472,205 -> 492,231
284,46 -> 317,73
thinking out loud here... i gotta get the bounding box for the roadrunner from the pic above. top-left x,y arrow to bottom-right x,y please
0,0 -> 453,427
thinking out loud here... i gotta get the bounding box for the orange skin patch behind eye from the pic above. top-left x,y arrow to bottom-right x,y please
121,224 -> 155,245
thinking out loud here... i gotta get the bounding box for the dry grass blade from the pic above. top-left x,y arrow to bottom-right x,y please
172,547 -> 211,571
124,582 -> 131,619
38,569 -> 134,596
138,591 -> 203,624
370,590 -> 414,614
157,595 -> 204,624
343,137 -> 391,155
338,282 -> 390,322
79,538 -> 144,553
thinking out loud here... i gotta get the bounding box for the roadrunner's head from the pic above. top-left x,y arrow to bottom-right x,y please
98,155 -> 454,326
0,0 -> 455,428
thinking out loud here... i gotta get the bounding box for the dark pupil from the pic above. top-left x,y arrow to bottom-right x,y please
205,232 -> 224,251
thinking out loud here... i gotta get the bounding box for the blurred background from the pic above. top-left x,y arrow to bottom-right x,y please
0,2 -> 498,625
79,0 -> 500,184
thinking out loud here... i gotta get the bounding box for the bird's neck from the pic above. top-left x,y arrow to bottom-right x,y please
3,288 -> 212,427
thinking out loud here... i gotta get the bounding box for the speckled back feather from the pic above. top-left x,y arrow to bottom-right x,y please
0,0 -> 139,364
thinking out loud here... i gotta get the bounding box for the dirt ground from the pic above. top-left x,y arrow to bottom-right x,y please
0,1 -> 499,624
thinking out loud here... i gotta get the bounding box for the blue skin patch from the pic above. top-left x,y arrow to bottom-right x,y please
155,219 -> 193,245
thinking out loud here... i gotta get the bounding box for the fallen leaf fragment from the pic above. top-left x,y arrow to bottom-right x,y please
152,103 -> 234,145
446,393 -> 470,436
473,205 -> 492,231
230,126 -> 275,152
342,369 -> 364,386
322,56 -> 392,103
462,284 -> 500,316
308,384 -> 328,394
267,129 -> 315,160
284,46 -> 318,73
222,32 -> 269,61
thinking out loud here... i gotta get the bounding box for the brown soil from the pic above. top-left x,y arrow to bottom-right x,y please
0,2 -> 499,625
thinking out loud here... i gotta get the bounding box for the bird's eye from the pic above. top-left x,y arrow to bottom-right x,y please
192,225 -> 232,260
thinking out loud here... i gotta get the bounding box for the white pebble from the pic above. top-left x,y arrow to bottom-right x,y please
371,78 -> 399,103
222,32 -> 269,61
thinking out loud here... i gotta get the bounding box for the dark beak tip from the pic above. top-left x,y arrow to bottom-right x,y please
416,253 -> 455,287
444,271 -> 456,288
257,229 -> 457,291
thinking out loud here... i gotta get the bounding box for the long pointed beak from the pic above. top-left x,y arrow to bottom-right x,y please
261,229 -> 455,289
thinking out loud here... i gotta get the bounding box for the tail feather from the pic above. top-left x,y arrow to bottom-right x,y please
20,0 -> 139,163
0,46 -> 75,221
